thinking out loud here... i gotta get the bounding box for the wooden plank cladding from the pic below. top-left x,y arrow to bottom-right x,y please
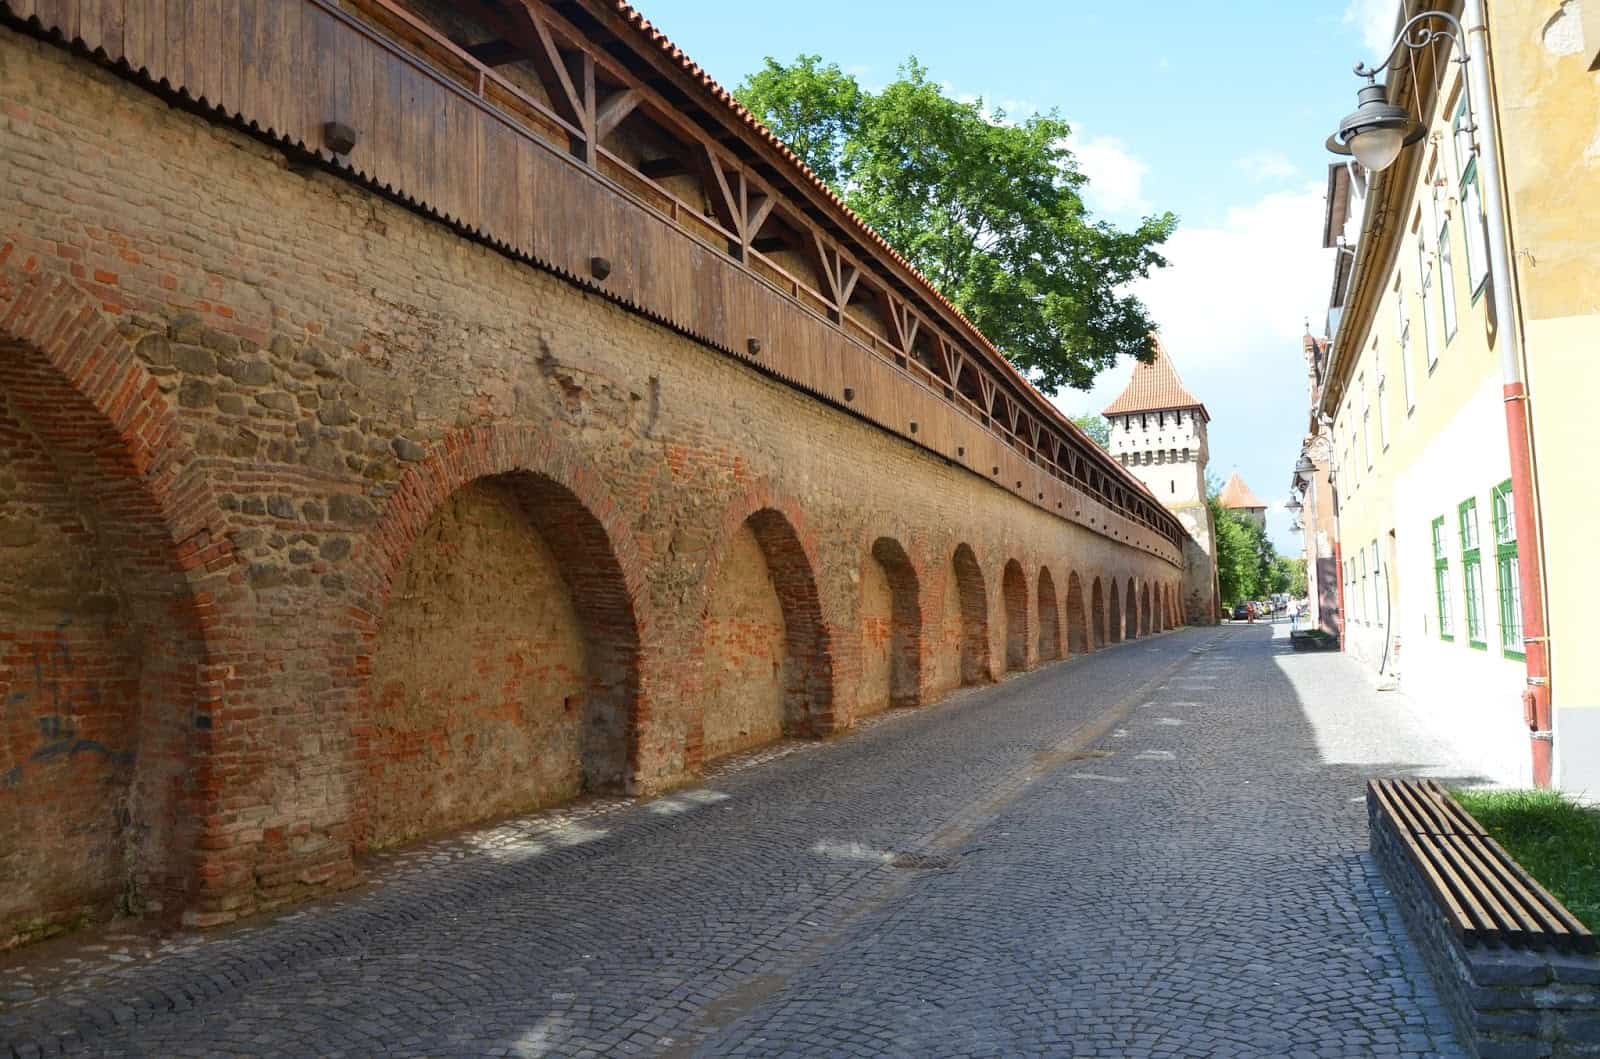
0,0 -> 1187,563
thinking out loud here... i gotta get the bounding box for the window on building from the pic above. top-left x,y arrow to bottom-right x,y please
1453,96 -> 1491,299
1418,235 -> 1440,371
1377,373 -> 1390,451
1361,378 -> 1373,470
1459,497 -> 1487,650
1397,276 -> 1415,413
1432,516 -> 1454,641
1435,185 -> 1459,342
1359,550 -> 1368,623
1492,480 -> 1523,660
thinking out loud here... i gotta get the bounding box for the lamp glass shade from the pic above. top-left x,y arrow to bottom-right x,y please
1349,126 -> 1405,171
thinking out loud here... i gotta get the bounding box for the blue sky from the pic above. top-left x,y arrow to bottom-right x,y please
634,0 -> 1400,553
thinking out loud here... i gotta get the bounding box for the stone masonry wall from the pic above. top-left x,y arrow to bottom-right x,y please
0,27 -> 1188,941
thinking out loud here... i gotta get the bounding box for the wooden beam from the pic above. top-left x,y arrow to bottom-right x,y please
466,1 -> 582,129
465,39 -> 523,67
837,262 -> 860,307
745,192 -> 776,244
595,87 -> 640,139
698,142 -> 740,240
575,49 -> 596,166
806,230 -> 842,306
640,155 -> 688,179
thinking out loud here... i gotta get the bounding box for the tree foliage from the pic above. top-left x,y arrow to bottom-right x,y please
1209,474 -> 1291,606
736,56 -> 1177,393
1071,413 -> 1110,449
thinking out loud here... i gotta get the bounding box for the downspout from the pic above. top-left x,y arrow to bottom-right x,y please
1461,0 -> 1552,785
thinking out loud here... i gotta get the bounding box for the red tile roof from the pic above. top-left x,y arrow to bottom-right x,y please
1101,334 -> 1207,418
1218,472 -> 1267,511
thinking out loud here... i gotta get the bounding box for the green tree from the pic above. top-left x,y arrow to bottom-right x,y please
1274,556 -> 1306,597
736,57 -> 1176,393
735,55 -> 862,189
1210,495 -> 1258,606
1071,413 -> 1110,449
1249,521 -> 1278,598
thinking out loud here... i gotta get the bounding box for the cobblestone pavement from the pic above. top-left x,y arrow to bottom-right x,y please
2,625 -> 1473,1057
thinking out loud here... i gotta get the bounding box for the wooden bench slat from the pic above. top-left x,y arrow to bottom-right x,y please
1422,780 -> 1489,837
1439,833 -> 1548,943
1370,781 -> 1488,941
1474,831 -> 1596,952
1419,833 -> 1504,943
1457,834 -> 1575,945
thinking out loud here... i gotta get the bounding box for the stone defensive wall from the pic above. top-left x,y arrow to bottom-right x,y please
0,0 -> 1196,945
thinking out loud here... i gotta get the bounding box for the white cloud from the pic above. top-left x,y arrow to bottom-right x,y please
1074,135 -> 1151,217
1344,0 -> 1401,56
1133,181 -> 1330,374
1235,151 -> 1300,182
1052,181 -> 1335,553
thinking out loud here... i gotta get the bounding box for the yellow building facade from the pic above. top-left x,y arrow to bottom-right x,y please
1307,0 -> 1600,794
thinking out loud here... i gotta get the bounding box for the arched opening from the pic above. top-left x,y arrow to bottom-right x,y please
1,335 -> 207,942
861,537 -> 922,715
1141,583 -> 1153,636
366,472 -> 639,849
1002,560 -> 1029,673
940,544 -> 990,689
1090,576 -> 1106,648
1107,581 -> 1123,644
702,508 -> 832,761
1125,577 -> 1139,640
1154,585 -> 1165,632
1066,572 -> 1090,655
1036,567 -> 1061,662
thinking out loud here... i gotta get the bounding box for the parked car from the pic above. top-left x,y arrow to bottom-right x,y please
1232,602 -> 1249,620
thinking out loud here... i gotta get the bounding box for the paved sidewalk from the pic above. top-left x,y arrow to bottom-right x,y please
1,626 -> 1473,1057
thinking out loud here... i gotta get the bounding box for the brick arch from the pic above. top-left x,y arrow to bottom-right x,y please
1107,579 -> 1123,644
1036,566 -> 1061,662
0,267 -> 232,936
951,543 -> 991,685
350,426 -> 651,846
864,535 -> 922,713
1090,575 -> 1106,649
1066,571 -> 1090,655
1001,559 -> 1029,672
1125,577 -> 1139,640
1141,582 -> 1153,636
696,484 -> 837,757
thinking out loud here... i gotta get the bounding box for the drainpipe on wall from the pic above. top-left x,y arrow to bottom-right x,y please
1462,0 -> 1552,786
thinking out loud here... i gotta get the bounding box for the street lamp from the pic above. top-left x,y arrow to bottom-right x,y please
1325,11 -> 1463,173
1326,81 -> 1425,171
1325,2 -> 1554,786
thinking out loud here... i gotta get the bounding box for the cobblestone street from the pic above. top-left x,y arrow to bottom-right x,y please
2,625 -> 1473,1057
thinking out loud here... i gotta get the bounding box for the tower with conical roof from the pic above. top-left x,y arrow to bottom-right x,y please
1217,471 -> 1267,530
1103,335 -> 1218,622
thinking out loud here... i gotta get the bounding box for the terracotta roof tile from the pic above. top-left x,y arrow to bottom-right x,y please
1218,472 -> 1267,511
1101,334 -> 1207,418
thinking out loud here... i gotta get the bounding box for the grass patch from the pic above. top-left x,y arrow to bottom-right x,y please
1451,788 -> 1600,930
